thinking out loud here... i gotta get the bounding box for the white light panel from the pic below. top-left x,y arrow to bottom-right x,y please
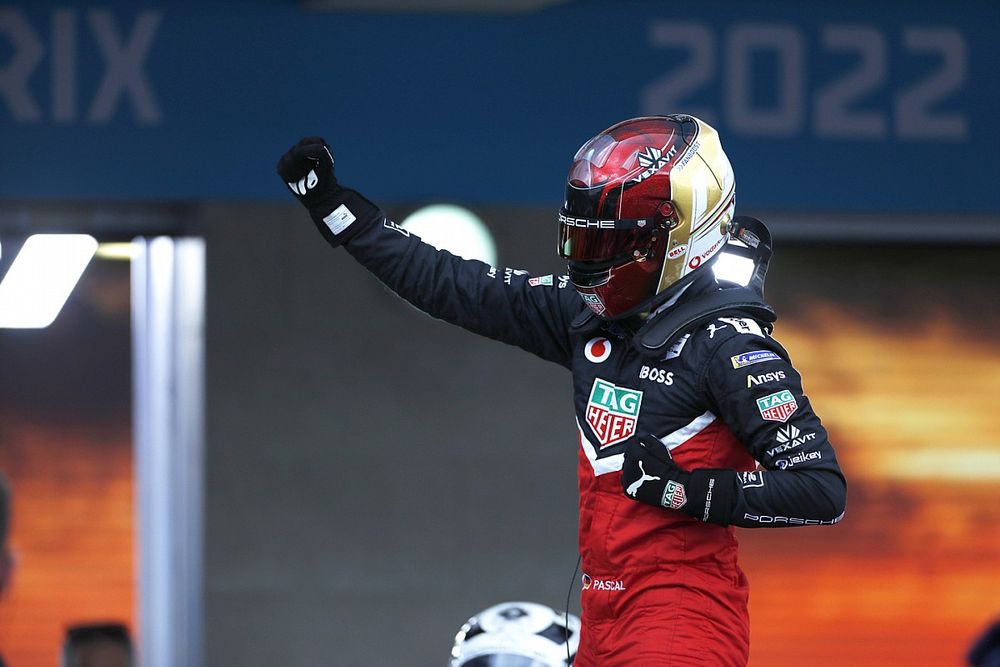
399,204 -> 498,266
0,234 -> 98,328
712,252 -> 755,286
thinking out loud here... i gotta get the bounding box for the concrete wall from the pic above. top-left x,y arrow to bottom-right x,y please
202,203 -> 580,666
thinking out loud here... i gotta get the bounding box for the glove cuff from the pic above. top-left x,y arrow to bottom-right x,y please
687,469 -> 738,526
309,188 -> 382,248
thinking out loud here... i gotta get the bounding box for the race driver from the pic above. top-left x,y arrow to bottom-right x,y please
277,115 -> 847,666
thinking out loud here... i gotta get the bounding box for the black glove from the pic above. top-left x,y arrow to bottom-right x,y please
276,136 -> 379,247
621,434 -> 738,526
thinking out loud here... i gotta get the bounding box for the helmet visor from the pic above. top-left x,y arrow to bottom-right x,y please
557,209 -> 655,263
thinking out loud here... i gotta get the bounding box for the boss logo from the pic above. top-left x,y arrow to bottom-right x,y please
638,365 -> 674,385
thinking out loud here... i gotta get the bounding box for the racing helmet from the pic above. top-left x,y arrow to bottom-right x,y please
558,115 -> 736,319
449,601 -> 580,667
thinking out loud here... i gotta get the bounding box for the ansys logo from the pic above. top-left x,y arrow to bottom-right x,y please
586,379 -> 643,448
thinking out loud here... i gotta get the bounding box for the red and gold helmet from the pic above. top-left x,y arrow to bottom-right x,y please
558,115 -> 735,319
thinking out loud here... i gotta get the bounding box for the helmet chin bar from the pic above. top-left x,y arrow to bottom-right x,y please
628,254 -> 719,320
569,242 -> 727,322
567,261 -> 614,289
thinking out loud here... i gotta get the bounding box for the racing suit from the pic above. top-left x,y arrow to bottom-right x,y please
326,200 -> 847,666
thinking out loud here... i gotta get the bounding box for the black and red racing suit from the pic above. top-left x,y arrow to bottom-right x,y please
328,198 -> 846,666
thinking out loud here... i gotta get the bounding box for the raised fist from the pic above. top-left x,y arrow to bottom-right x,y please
276,136 -> 339,214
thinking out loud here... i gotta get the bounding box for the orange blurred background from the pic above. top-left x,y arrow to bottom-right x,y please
744,303 -> 1000,665
0,416 -> 133,666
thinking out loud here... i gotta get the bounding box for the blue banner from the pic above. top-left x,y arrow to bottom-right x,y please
1,1 -> 998,211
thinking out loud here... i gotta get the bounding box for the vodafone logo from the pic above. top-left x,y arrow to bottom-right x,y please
687,235 -> 726,269
584,337 -> 612,363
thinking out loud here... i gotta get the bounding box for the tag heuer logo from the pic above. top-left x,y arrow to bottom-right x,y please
586,379 -> 643,448
756,390 -> 798,423
580,292 -> 607,316
528,274 -> 553,287
661,480 -> 687,509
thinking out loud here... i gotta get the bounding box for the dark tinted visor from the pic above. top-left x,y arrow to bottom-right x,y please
557,208 -> 654,262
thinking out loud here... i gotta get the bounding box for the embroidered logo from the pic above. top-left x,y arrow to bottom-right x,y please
580,292 -> 607,316
585,379 -> 643,448
730,350 -> 780,369
660,480 -> 687,509
584,337 -> 612,364
756,390 -> 798,423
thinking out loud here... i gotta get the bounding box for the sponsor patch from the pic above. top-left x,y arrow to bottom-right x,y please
739,471 -> 765,488
584,337 -> 612,363
775,450 -> 822,470
528,274 -> 554,287
673,140 -> 700,171
743,512 -> 843,525
766,425 -> 817,457
322,204 -> 356,235
776,424 -> 800,444
706,322 -> 728,339
586,379 -> 643,447
382,218 -> 410,237
503,267 -> 529,285
756,390 -> 798,422
730,350 -> 781,369
638,365 -> 673,385
580,292 -> 607,316
661,480 -> 687,509
667,243 -> 688,260
631,144 -> 678,183
702,477 -> 716,521
581,573 -> 626,591
718,317 -> 764,337
747,370 -> 787,387
687,234 -> 726,269
663,334 -> 690,360
559,213 -> 616,228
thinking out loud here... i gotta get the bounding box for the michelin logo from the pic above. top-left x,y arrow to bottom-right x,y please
730,350 -> 781,369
